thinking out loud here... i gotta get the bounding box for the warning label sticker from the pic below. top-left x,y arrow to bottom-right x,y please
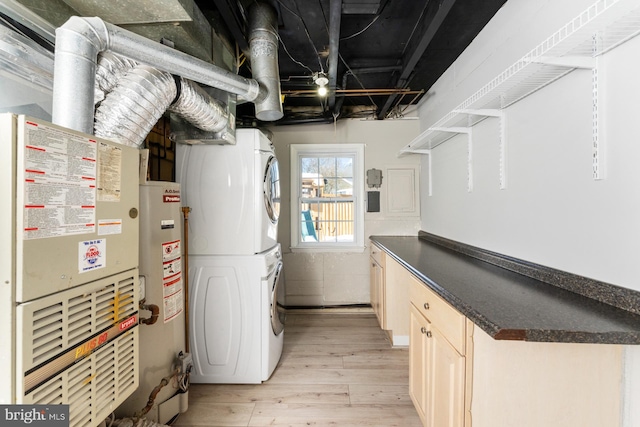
97,142 -> 122,202
22,120 -> 97,240
161,240 -> 183,323
98,219 -> 122,235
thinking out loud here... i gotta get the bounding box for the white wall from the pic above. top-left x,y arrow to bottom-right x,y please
416,0 -> 640,425
269,118 -> 421,306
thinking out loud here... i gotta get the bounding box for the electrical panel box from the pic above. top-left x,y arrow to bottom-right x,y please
366,168 -> 383,188
367,191 -> 381,212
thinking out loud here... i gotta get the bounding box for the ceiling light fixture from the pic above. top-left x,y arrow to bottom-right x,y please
313,72 -> 329,97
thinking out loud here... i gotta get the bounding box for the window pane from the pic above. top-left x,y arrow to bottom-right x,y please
300,202 -> 319,242
337,177 -> 353,196
324,178 -> 338,196
301,157 -> 319,174
319,157 -> 335,179
292,144 -> 363,248
337,157 -> 353,178
307,200 -> 354,243
318,221 -> 337,242
301,157 -> 324,199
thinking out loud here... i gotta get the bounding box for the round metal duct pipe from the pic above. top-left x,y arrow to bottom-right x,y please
249,2 -> 284,122
52,16 -> 265,134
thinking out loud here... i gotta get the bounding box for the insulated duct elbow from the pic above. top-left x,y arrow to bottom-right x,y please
249,2 -> 283,122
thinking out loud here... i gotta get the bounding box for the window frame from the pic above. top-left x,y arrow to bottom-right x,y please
290,143 -> 365,252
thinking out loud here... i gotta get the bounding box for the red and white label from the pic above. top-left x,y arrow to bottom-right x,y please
22,120 -> 97,240
119,315 -> 137,331
163,195 -> 181,203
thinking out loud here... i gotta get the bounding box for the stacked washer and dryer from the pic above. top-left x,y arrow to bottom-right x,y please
177,128 -> 285,384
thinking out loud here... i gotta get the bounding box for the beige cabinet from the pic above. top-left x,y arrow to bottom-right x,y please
409,274 -> 623,427
410,277 -> 469,427
370,242 -> 410,346
369,244 -> 385,328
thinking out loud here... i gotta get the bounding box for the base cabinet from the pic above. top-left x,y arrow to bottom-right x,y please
369,244 -> 385,328
410,296 -> 467,427
408,275 -> 623,427
428,323 -> 465,427
409,307 -> 427,421
369,242 -> 409,346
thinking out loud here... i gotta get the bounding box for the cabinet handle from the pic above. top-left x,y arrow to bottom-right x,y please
426,331 -> 432,338
423,302 -> 430,310
420,327 -> 427,334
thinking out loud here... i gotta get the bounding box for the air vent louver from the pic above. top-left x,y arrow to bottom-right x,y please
17,270 -> 139,427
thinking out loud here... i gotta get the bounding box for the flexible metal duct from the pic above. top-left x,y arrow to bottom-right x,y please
94,65 -> 176,147
169,76 -> 229,133
249,2 -> 283,121
94,60 -> 230,147
94,51 -> 137,104
95,60 -> 229,147
52,16 -> 279,134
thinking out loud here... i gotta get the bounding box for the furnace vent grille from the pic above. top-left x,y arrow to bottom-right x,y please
31,303 -> 64,366
22,330 -> 139,427
18,270 -> 137,372
16,269 -> 139,427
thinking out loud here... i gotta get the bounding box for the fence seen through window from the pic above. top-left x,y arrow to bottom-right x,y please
300,155 -> 354,243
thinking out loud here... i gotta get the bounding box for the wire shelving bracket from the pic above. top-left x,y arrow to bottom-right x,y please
401,0 -> 640,186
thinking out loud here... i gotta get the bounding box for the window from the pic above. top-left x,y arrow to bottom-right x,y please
290,144 -> 365,251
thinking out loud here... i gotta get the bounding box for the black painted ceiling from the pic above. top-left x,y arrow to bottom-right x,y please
195,0 -> 508,125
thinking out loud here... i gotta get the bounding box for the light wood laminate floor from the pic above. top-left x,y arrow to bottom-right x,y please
173,311 -> 422,426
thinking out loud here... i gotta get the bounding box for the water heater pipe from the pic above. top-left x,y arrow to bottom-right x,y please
181,206 -> 192,354
52,16 -> 275,134
139,302 -> 160,326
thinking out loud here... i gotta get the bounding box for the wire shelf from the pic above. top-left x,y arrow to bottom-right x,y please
402,0 -> 640,153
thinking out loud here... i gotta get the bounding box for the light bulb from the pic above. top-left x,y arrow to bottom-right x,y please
318,86 -> 328,97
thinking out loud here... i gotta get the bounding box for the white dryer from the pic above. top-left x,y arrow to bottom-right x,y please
188,245 -> 285,384
176,128 -> 280,255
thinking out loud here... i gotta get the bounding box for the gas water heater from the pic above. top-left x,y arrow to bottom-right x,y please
115,180 -> 190,423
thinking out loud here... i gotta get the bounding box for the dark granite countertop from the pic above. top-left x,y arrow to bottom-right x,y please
370,234 -> 640,344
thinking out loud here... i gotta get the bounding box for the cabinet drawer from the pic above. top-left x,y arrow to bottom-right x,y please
410,275 -> 466,354
370,243 -> 384,265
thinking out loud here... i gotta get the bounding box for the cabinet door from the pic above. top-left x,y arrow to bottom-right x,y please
370,257 -> 384,327
409,306 -> 427,424
427,325 -> 465,427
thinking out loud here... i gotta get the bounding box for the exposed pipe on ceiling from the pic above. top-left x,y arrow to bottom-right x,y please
327,0 -> 342,110
275,117 -> 334,126
248,2 -> 283,121
52,14 -> 281,134
333,65 -> 403,116
377,0 -> 456,119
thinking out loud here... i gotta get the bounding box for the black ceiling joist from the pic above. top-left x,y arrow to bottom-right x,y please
377,0 -> 457,120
